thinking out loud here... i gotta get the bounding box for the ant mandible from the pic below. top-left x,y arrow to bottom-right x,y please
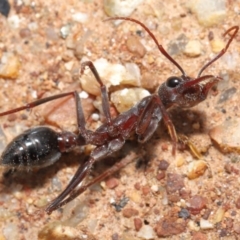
0,17 -> 238,214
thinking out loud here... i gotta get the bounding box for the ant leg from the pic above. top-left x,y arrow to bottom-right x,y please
45,137 -> 125,214
136,95 -> 160,142
45,156 -> 96,214
80,61 -> 113,127
0,92 -> 77,117
178,134 -> 202,159
135,95 -> 177,154
47,151 -> 138,211
153,95 -> 178,155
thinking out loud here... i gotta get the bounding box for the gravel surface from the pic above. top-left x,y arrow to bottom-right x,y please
0,0 -> 240,239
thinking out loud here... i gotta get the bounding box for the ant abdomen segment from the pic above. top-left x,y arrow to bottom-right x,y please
1,126 -> 78,169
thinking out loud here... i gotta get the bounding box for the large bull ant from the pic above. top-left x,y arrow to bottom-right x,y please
0,17 -> 238,214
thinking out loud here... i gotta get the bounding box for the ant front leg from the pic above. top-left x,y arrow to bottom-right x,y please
136,95 -> 178,155
80,61 -> 114,130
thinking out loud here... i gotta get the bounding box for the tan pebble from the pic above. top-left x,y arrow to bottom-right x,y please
129,191 -> 141,203
176,156 -> 185,167
187,0 -> 227,27
34,197 -> 48,208
188,220 -> 200,231
111,87 -> 150,113
183,40 -> 202,57
80,58 -> 140,96
210,39 -> 225,53
126,35 -> 146,57
187,160 -> 208,179
147,55 -> 154,64
0,53 -> 21,79
27,198 -> 34,204
212,207 -> 225,224
209,119 -> 240,154
100,181 -> 106,190
171,17 -> 182,31
13,191 -> 23,200
38,221 -> 83,240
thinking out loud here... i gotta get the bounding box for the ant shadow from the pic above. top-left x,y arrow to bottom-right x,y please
169,108 -> 207,136
145,108 -> 208,159
1,151 -> 84,191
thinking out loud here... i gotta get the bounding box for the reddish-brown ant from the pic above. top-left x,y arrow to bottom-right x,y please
0,17 -> 238,214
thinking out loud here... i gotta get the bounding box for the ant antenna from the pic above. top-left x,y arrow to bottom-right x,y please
197,26 -> 239,77
105,17 -> 186,76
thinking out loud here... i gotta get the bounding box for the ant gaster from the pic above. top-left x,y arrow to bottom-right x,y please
0,17 -> 238,214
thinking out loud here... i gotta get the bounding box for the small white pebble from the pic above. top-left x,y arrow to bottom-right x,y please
137,225 -> 155,239
120,88 -> 129,96
31,90 -> 37,99
100,181 -> 106,189
91,113 -> 100,121
3,223 -> 19,240
72,12 -> 89,23
8,15 -> 21,28
109,198 -> 115,204
151,185 -> 159,192
104,0 -> 144,17
79,91 -> 89,99
64,61 -> 74,71
200,218 -> 214,229
60,24 -> 71,39
28,21 -> 38,31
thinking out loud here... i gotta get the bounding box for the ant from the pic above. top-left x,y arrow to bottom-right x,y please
0,17 -> 238,214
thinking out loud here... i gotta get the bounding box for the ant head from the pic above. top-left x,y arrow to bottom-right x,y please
158,75 -> 219,108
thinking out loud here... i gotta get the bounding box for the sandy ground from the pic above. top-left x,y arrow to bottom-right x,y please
0,0 -> 240,239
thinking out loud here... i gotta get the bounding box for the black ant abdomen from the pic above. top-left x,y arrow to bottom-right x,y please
1,127 -> 62,169
1,126 -> 80,169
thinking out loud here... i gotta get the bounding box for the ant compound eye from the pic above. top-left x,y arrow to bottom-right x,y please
166,76 -> 181,88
